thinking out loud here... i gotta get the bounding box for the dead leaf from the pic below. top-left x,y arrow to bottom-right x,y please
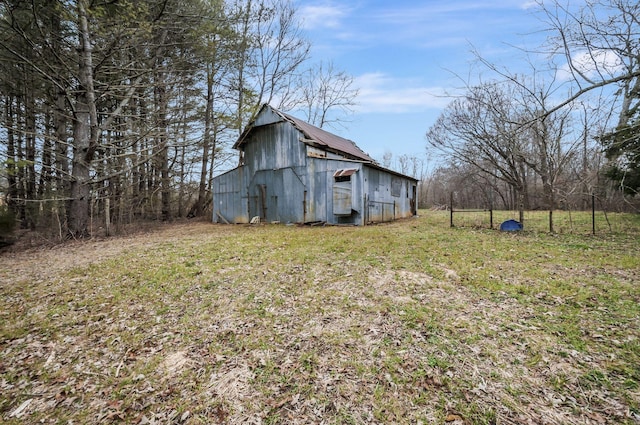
445,413 -> 464,422
10,399 -> 33,418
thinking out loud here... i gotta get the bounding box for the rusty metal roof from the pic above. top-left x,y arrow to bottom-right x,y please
233,104 -> 417,182
277,110 -> 375,162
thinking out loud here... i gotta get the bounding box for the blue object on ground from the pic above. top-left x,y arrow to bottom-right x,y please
500,219 -> 523,231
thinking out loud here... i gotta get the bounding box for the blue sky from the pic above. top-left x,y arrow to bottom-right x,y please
293,0 -> 546,166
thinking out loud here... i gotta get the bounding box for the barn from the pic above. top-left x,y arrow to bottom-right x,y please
212,104 -> 418,225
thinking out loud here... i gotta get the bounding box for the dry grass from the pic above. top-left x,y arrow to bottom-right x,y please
1,212 -> 639,424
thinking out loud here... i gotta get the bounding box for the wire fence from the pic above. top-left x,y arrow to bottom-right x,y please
448,208 -> 640,235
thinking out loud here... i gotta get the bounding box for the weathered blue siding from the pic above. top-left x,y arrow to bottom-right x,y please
243,123 -> 307,173
306,158 -> 364,225
247,167 -> 307,223
212,167 -> 248,224
363,167 -> 417,223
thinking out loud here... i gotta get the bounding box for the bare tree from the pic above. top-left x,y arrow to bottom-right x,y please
252,0 -> 310,108
0,0 -> 364,237
515,76 -> 584,215
538,0 -> 640,196
296,60 -> 359,129
382,151 -> 393,169
228,0 -> 310,135
426,82 -> 532,210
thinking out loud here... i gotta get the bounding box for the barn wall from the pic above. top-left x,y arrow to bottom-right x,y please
363,167 -> 417,223
247,166 -> 307,223
212,167 -> 249,223
306,158 -> 364,225
241,121 -> 310,223
212,106 -> 417,225
243,123 -> 307,173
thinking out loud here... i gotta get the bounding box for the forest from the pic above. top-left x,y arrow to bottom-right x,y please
0,0 -> 639,241
0,0 -> 359,239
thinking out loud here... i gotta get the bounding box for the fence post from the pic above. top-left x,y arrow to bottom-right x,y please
518,193 -> 524,228
490,209 -> 493,229
105,198 -> 110,237
592,193 -> 596,235
449,192 -> 454,228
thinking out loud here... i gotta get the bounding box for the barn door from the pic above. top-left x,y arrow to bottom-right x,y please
333,168 -> 357,216
248,183 -> 267,221
411,184 -> 417,215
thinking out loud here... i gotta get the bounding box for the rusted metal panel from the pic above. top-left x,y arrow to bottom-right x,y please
282,111 -> 374,162
333,168 -> 358,178
306,145 -> 326,159
236,105 -> 374,162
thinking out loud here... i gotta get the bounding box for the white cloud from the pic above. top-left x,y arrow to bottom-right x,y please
353,73 -> 452,114
520,1 -> 538,10
557,49 -> 625,82
298,4 -> 349,29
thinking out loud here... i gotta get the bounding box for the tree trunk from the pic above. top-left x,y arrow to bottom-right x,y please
14,95 -> 27,227
195,65 -> 214,217
23,79 -> 37,230
69,0 -> 98,238
39,114 -> 53,199
154,76 -> 171,221
5,96 -> 18,213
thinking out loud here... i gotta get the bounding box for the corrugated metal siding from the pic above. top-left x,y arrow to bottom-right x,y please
247,167 -> 306,223
363,166 -> 416,223
333,182 -> 352,215
252,107 -> 283,127
212,167 -> 248,223
214,105 -> 417,226
243,123 -> 307,172
307,158 -> 364,225
212,159 -> 417,225
240,121 -> 309,223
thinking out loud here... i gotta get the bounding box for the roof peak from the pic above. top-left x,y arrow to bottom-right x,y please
267,105 -> 375,163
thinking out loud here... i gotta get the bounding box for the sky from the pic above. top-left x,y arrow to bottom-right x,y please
291,0 -> 547,166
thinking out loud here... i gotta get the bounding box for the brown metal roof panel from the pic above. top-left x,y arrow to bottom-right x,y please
333,168 -> 358,177
279,111 -> 375,162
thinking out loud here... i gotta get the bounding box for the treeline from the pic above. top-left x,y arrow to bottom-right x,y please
0,0 -> 357,238
378,150 -> 624,213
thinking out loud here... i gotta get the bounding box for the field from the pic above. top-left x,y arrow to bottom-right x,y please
1,211 -> 639,424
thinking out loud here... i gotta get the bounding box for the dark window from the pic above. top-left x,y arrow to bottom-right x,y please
391,178 -> 402,197
333,168 -> 358,181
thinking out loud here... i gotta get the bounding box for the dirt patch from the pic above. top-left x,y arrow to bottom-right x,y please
0,221 -> 216,283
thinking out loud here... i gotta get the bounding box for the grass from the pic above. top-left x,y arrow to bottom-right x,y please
1,210 -> 639,424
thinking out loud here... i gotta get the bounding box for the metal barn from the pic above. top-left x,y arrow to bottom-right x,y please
212,104 -> 418,225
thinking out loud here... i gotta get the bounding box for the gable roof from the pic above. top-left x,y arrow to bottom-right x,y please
234,104 -> 376,163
